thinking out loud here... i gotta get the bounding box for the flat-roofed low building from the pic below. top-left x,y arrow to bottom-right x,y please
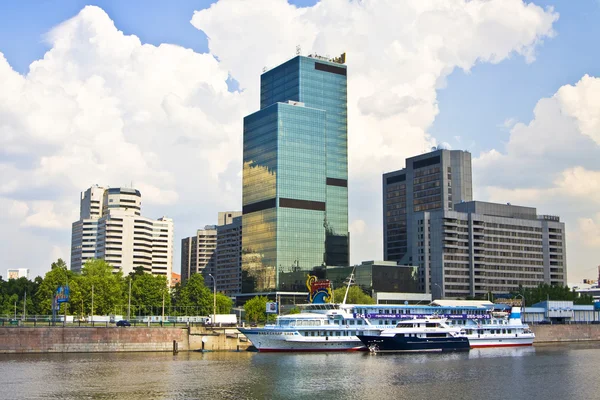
325,261 -> 421,302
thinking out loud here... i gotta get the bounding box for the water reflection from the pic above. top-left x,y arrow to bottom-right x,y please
0,344 -> 599,400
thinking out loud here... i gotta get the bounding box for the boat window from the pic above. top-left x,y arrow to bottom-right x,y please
349,320 -> 355,325
426,333 -> 447,338
425,323 -> 437,328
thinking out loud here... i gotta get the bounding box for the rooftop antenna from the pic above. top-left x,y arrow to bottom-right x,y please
296,45 -> 301,56
342,266 -> 356,305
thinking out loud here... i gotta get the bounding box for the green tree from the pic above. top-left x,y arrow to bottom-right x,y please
131,272 -> 170,316
35,258 -> 76,314
332,286 -> 375,304
176,274 -> 211,316
287,306 -> 301,315
513,283 -> 594,306
215,293 -> 233,314
0,276 -> 40,316
77,259 -> 124,315
243,296 -> 276,323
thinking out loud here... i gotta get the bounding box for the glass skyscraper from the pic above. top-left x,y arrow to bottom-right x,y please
242,54 -> 349,293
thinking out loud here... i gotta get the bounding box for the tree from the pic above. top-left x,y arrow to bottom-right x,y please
215,293 -> 233,314
288,306 -> 301,315
332,286 -> 375,304
244,296 -> 270,323
77,259 -> 124,315
0,276 -> 40,316
36,258 -> 76,314
513,283 -> 594,306
175,274 -> 211,316
131,272 -> 170,315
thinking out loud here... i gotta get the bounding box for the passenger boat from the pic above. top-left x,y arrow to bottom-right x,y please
238,302 -> 534,352
357,316 -> 470,353
461,307 -> 534,348
237,303 -> 380,352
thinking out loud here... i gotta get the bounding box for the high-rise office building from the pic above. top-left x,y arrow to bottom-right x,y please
71,185 -> 173,277
242,53 -> 349,293
181,211 -> 243,295
383,149 -> 566,298
383,148 -> 473,267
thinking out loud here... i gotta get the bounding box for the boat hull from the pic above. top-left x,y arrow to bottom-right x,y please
357,334 -> 470,353
468,335 -> 534,348
238,328 -> 365,352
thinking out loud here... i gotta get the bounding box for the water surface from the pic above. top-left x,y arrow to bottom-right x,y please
1,343 -> 598,399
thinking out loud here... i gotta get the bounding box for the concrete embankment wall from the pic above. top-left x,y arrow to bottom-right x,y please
532,324 -> 600,343
0,327 -> 190,353
189,327 -> 251,352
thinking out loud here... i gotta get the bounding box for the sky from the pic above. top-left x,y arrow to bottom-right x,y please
0,0 -> 598,284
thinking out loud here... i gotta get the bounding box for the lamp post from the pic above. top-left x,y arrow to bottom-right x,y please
433,283 -> 443,300
208,274 -> 216,326
91,284 -> 94,326
128,278 -> 132,321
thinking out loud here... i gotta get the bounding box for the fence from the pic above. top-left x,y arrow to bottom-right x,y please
0,315 -> 217,328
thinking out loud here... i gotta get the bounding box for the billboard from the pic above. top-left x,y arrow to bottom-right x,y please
266,302 -> 278,314
56,286 -> 70,303
306,275 -> 332,303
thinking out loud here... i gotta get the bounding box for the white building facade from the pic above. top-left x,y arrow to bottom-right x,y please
71,186 -> 173,277
6,268 -> 29,280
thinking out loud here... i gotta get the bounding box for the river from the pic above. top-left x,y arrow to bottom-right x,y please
1,343 -> 598,399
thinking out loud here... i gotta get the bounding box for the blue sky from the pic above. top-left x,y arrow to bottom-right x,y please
430,0 -> 600,156
0,0 -> 598,282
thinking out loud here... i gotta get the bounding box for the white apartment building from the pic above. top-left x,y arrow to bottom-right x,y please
6,268 -> 29,280
71,185 -> 173,277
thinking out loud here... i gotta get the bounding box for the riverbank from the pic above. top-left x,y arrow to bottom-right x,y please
0,326 -> 251,353
1,324 -> 598,353
530,324 -> 600,343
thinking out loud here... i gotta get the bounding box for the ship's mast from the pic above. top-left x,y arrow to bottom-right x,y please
342,266 -> 356,305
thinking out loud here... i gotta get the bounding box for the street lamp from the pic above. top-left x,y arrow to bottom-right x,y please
208,274 -> 216,326
128,277 -> 132,321
433,283 -> 443,300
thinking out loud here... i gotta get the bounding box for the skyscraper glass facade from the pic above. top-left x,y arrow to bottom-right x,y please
242,55 -> 349,293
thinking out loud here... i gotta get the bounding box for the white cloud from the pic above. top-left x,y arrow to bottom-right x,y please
0,1 -> 559,276
192,0 -> 558,263
476,75 -> 600,282
578,215 -> 600,248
